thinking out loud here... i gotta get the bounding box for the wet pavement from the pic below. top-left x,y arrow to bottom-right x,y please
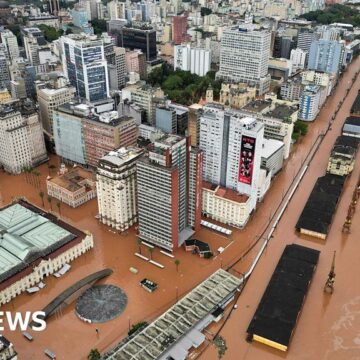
1,58 -> 360,359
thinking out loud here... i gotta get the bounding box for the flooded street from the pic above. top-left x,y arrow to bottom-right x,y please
199,57 -> 360,359
0,57 -> 360,359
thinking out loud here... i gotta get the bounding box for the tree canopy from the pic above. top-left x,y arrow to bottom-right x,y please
38,25 -> 64,42
300,4 -> 360,26
91,19 -> 107,35
147,63 -> 221,106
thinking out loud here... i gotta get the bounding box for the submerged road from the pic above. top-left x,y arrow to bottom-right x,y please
199,56 -> 360,359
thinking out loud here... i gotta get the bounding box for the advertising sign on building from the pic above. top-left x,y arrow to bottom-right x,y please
238,135 -> 256,185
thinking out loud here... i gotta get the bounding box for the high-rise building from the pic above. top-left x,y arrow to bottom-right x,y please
308,39 -> 344,74
22,27 -> 49,66
297,29 -> 319,54
188,105 -> 202,146
137,135 -> 202,251
61,34 -> 110,102
114,46 -> 126,88
298,85 -> 321,121
0,29 -> 20,61
0,50 -> 10,89
96,147 -> 144,232
53,101 -> 137,166
217,24 -> 271,95
172,15 -> 188,45
83,111 -> 138,167
48,0 -> 60,15
36,77 -> 76,136
125,50 -> 147,79
107,0 -> 126,19
290,48 -> 307,73
174,44 -> 211,76
0,101 -> 47,174
119,26 -> 157,61
155,106 -> 177,134
199,104 -> 264,209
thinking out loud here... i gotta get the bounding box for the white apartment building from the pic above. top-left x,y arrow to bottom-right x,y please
301,70 -> 336,96
115,46 -> 126,89
200,104 -> 264,212
0,107 -> 46,174
22,27 -> 48,66
96,147 -> 144,232
107,0 -> 126,19
174,44 -> 211,76
290,48 -> 307,73
0,29 -> 20,61
298,85 -> 321,121
217,24 -> 271,95
37,82 -> 76,136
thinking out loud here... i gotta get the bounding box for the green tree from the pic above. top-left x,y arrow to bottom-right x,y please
47,195 -> 52,211
174,259 -> 180,272
201,7 -> 212,16
128,321 -> 148,336
38,24 -> 64,42
56,201 -> 61,216
214,336 -> 227,359
137,238 -> 142,254
91,19 -> 107,35
39,191 -> 45,207
88,348 -> 101,360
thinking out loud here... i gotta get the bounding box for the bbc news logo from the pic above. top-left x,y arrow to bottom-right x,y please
0,311 -> 46,331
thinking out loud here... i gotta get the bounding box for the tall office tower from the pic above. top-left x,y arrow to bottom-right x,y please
97,147 -> 144,232
114,47 -> 126,88
0,51 -> 10,89
130,84 -> 165,124
48,0 -> 60,15
0,102 -> 47,174
297,29 -> 319,54
290,48 -> 307,72
156,106 -> 177,134
137,135 -> 202,251
119,25 -> 157,61
298,85 -> 321,121
125,50 -> 147,79
188,105 -> 202,146
199,104 -> 264,208
107,0 -> 126,19
172,15 -> 188,45
0,29 -> 20,61
83,111 -> 138,167
61,34 -> 110,102
37,77 -> 76,136
308,39 -> 344,74
174,44 -> 211,76
22,28 -> 48,66
217,24 -> 271,95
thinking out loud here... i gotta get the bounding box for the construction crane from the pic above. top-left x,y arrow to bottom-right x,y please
324,251 -> 336,294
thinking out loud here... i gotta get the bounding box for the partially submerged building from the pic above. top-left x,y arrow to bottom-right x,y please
103,269 -> 242,360
296,174 -> 345,239
0,200 -> 94,305
247,244 -> 320,352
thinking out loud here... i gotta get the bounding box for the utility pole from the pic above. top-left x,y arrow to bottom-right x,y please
324,251 -> 336,294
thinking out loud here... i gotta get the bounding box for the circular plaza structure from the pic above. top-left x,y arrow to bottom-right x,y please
75,285 -> 128,323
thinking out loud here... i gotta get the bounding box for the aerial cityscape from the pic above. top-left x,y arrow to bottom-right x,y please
0,0 -> 359,359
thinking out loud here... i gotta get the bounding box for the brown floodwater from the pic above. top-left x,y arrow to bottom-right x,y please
198,57 -> 360,360
1,57 -> 360,360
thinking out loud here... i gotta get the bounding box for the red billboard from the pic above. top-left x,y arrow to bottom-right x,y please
238,135 -> 256,185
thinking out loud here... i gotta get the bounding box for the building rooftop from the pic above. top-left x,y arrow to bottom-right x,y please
203,182 -> 249,203
0,201 -> 84,285
344,116 -> 360,127
261,138 -> 285,159
103,269 -> 241,360
243,100 -> 271,113
247,244 -> 320,351
99,147 -> 144,168
47,167 -> 95,193
267,104 -> 297,121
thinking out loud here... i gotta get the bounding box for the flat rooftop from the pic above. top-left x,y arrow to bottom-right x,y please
296,174 -> 345,236
99,147 -> 144,168
47,167 -> 95,193
247,244 -> 320,351
104,269 -> 242,360
203,182 -> 249,203
267,104 -> 297,121
0,201 -> 82,285
261,138 -> 285,159
243,100 -> 271,113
